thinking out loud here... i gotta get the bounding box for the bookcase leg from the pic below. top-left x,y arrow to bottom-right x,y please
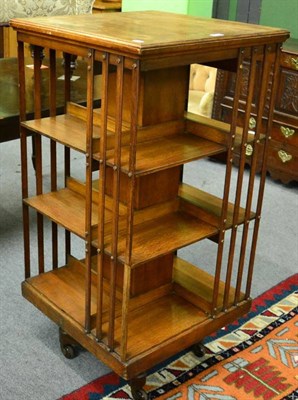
129,373 -> 148,400
59,328 -> 80,359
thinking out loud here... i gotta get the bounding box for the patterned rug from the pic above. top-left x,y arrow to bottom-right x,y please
60,274 -> 298,400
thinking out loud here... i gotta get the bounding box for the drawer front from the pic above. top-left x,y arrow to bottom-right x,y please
267,141 -> 298,179
280,52 -> 298,70
233,140 -> 298,183
271,121 -> 298,147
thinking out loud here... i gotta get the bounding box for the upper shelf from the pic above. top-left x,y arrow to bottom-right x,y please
21,104 -> 226,174
21,114 -> 97,153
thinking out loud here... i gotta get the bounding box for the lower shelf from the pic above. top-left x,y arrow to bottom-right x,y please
22,256 -> 251,378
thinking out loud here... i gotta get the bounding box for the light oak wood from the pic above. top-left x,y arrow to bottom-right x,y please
179,183 -> 255,228
13,10 -> 289,390
106,134 -> 225,175
21,113 -> 101,153
24,188 -> 101,239
173,257 -> 245,312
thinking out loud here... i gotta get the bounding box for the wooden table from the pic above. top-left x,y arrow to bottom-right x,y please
0,57 -> 100,143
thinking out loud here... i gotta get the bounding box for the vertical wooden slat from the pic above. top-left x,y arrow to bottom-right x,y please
245,44 -> 281,298
223,46 -> 257,309
33,45 -> 44,275
237,45 -> 272,300
120,263 -> 131,361
118,60 -> 140,361
63,53 -> 71,262
18,39 -> 30,279
125,60 -> 140,265
96,52 -> 109,340
233,48 -> 260,303
211,49 -> 245,315
108,55 -> 124,350
49,49 -> 58,269
84,49 -> 95,333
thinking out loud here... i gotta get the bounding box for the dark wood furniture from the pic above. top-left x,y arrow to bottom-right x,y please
212,38 -> 298,184
11,11 -> 288,399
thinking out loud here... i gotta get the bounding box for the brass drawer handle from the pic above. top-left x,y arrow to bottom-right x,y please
291,57 -> 298,70
249,117 -> 256,130
245,144 -> 253,156
278,150 -> 293,163
280,126 -> 295,138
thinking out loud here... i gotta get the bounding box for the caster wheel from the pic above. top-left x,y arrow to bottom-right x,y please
192,342 -> 206,358
131,388 -> 148,400
61,344 -> 77,359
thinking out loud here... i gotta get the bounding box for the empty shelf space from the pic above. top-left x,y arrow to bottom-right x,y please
24,187 -> 102,238
185,112 -> 265,149
103,211 -> 218,267
173,257 -> 246,313
110,292 -> 208,361
179,183 -> 255,228
21,114 -> 92,152
22,258 -> 100,327
20,103 -> 131,154
105,134 -> 225,175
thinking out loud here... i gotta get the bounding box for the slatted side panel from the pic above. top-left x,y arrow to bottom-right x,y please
244,44 -> 281,298
211,43 -> 282,313
49,49 -> 58,270
222,45 -> 258,310
211,47 -> 245,316
94,51 -> 140,360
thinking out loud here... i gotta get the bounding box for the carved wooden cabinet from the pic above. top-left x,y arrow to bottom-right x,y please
213,38 -> 298,184
11,11 -> 288,399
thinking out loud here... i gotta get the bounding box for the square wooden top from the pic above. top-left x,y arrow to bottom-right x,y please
10,11 -> 289,59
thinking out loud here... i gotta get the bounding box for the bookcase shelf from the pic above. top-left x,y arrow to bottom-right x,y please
12,10 -> 288,398
24,187 -> 100,238
104,134 -> 225,175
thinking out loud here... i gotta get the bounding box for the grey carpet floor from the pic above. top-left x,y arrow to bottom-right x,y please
0,138 -> 297,400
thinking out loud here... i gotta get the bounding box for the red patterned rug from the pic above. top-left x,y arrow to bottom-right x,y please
60,274 -> 298,400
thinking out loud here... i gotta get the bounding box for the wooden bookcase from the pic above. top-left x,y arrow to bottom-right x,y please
11,11 -> 288,399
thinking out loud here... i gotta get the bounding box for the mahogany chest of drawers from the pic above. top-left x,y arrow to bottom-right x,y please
212,38 -> 298,183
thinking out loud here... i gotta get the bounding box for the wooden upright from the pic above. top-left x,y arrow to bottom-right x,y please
11,11 -> 289,399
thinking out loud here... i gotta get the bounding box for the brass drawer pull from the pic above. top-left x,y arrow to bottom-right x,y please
249,117 -> 256,130
280,126 -> 295,138
278,150 -> 293,163
245,144 -> 253,156
291,57 -> 298,70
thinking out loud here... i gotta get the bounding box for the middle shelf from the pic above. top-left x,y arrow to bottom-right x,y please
24,177 -> 255,266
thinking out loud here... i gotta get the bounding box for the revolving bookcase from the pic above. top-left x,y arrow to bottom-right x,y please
11,11 -> 289,399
